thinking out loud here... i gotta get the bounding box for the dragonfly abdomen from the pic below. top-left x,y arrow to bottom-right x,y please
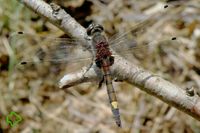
101,58 -> 121,127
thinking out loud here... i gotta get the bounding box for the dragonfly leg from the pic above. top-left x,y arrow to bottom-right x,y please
82,56 -> 94,78
84,35 -> 92,41
95,59 -> 102,68
109,56 -> 114,66
114,78 -> 124,82
83,45 -> 92,51
98,76 -> 104,89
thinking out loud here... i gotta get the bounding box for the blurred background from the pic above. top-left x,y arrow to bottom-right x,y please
0,0 -> 200,132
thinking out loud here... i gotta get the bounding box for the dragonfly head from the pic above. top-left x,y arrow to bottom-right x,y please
87,23 -> 104,36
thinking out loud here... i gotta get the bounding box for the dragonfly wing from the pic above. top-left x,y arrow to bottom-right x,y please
111,37 -> 182,59
9,32 -> 93,73
108,3 -> 181,60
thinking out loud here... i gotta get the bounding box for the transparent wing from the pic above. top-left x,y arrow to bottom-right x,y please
9,32 -> 93,71
111,36 -> 180,58
108,3 -> 178,58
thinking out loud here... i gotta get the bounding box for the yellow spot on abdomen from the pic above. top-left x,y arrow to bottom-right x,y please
111,101 -> 118,109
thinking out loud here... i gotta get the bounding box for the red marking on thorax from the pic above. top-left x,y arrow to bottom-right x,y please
95,41 -> 112,60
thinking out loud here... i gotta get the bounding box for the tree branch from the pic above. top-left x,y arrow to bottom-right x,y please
18,0 -> 87,43
18,0 -> 200,121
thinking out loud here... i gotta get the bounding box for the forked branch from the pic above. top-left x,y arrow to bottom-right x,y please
18,0 -> 200,121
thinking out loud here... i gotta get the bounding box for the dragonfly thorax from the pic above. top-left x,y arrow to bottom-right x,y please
87,24 -> 114,67
92,34 -> 114,68
91,33 -> 111,59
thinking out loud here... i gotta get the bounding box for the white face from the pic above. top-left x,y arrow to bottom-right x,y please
87,23 -> 104,36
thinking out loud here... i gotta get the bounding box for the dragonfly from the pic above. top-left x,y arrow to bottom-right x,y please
9,4 -> 180,127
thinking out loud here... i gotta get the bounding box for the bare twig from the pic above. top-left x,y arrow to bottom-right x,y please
17,0 -> 87,43
18,0 -> 200,122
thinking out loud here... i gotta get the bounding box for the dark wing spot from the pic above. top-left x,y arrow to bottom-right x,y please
171,37 -> 176,40
6,34 -> 9,38
18,31 -> 24,34
164,5 -> 168,8
20,61 -> 27,65
39,58 -> 44,61
19,97 -> 30,103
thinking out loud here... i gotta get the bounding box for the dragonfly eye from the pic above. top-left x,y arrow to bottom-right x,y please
87,23 -> 104,36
